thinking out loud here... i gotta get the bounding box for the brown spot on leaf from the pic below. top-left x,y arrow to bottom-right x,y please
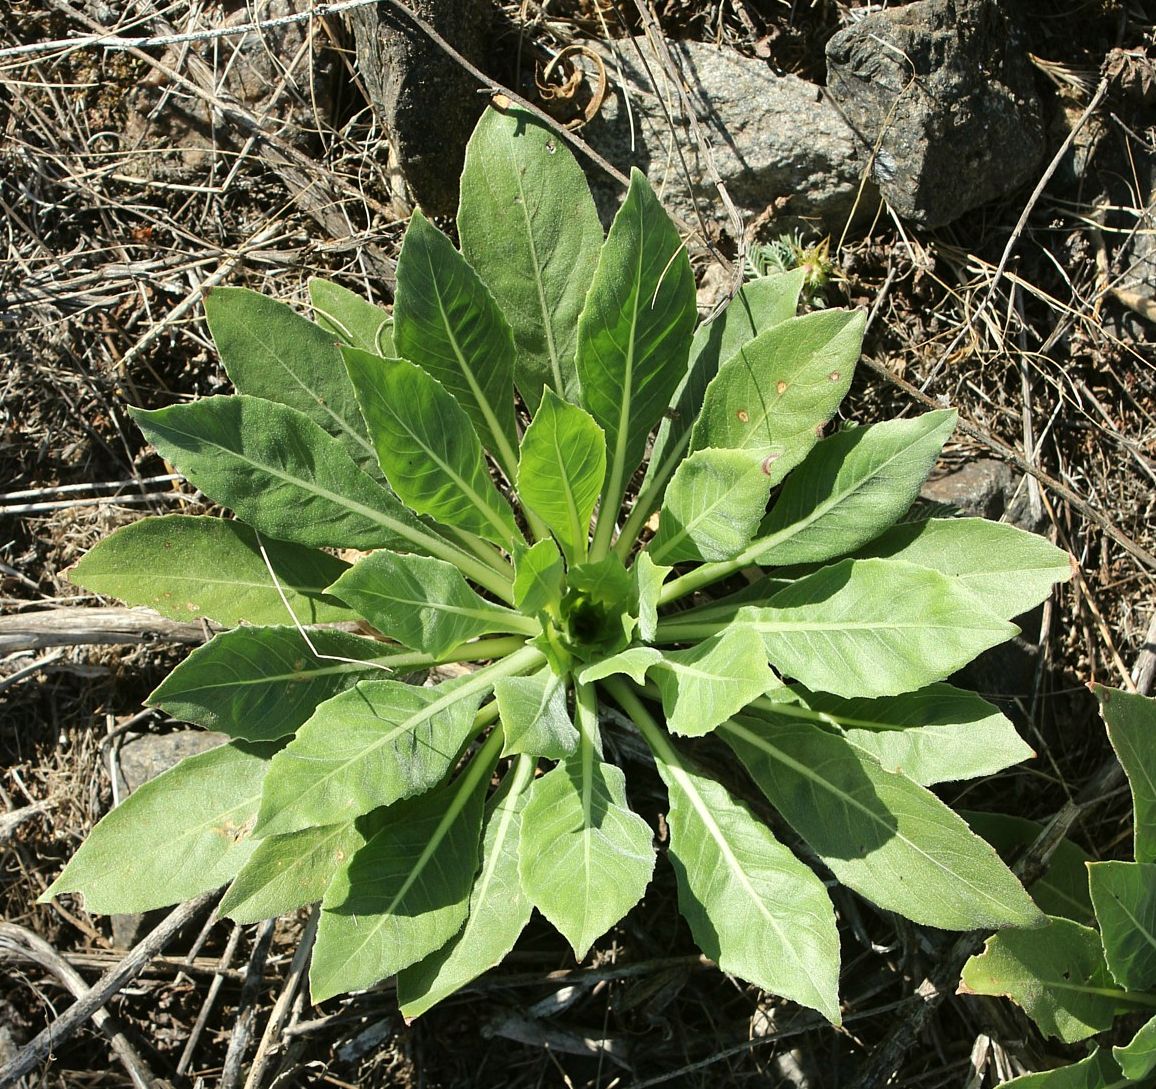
776,381 -> 787,395
761,454 -> 780,475
829,371 -> 840,382
736,409 -> 750,423
186,602 -> 200,612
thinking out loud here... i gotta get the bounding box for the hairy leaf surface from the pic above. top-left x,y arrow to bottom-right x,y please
494,668 -> 578,759
309,277 -> 395,357
1116,1017 -> 1156,1081
1097,685 -> 1156,863
1088,861 -> 1156,991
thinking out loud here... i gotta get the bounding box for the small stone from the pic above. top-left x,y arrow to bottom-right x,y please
921,459 -> 1015,520
825,0 -> 1046,228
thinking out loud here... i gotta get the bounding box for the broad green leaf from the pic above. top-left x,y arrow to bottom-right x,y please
328,551 -> 528,657
393,210 -> 519,473
517,390 -> 605,563
256,677 -> 487,836
1000,1050 -> 1130,1089
41,741 -> 274,914
70,515 -> 352,627
458,106 -> 602,409
633,552 -> 669,643
759,684 -> 1032,786
494,668 -> 577,759
577,169 -> 696,548
960,917 -> 1122,1042
1116,1017 -> 1156,1081
561,555 -> 637,659
219,820 -> 364,924
654,743 -> 840,1021
1089,862 -> 1156,991
755,411 -> 956,566
513,539 -> 564,616
653,628 -> 777,737
963,812 -> 1096,925
578,647 -> 663,685
205,286 -> 378,474
857,517 -> 1073,619
732,558 -> 1017,699
147,627 -> 392,742
650,448 -> 772,563
343,351 -> 520,548
724,716 -> 1043,930
642,270 -> 806,503
311,765 -> 488,1002
397,757 -> 535,1017
309,277 -> 395,357
690,308 -> 864,486
1096,685 -> 1156,864
131,396 -> 423,551
519,749 -> 655,957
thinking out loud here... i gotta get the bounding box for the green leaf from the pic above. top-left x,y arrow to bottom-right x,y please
41,741 -> 274,914
578,647 -> 663,685
754,411 -> 956,566
654,743 -> 840,1021
69,515 -> 352,627
494,668 -> 578,760
343,351 -> 521,548
513,539 -> 564,616
519,747 -> 655,958
131,396 -> 423,551
963,812 -> 1096,925
577,169 -> 696,553
458,106 -> 602,409
205,286 -> 379,474
256,677 -> 487,836
724,716 -> 1043,930
690,308 -> 864,486
311,758 -> 489,1002
517,390 -> 605,564
856,517 -> 1073,619
393,209 -> 520,474
1096,685 -> 1156,864
732,558 -> 1017,699
328,551 -> 528,657
758,684 -> 1032,786
960,917 -> 1122,1043
397,756 -> 535,1017
147,627 -> 392,742
650,448 -> 772,563
633,552 -> 669,643
999,1050 -> 1131,1089
309,277 -> 394,357
560,555 -> 638,659
1116,1017 -> 1156,1081
653,628 -> 777,737
642,270 -> 806,504
1089,861 -> 1156,991
219,820 -> 365,924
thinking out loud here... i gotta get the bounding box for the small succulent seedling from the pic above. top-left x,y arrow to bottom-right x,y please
45,106 -> 1072,1020
962,686 -> 1156,1088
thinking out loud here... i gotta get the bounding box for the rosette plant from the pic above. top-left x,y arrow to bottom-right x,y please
45,106 -> 1073,1021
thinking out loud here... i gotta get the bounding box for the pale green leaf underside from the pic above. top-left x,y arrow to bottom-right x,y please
206,286 -> 379,475
578,646 -> 663,686
494,669 -> 578,760
519,753 -> 655,958
1097,685 -> 1156,864
961,917 -> 1122,1043
329,550 -> 526,657
131,396 -> 421,551
393,209 -> 519,470
256,678 -> 486,837
1001,1050 -> 1131,1089
634,552 -> 670,644
69,514 -> 351,627
309,276 -> 395,358
513,539 -> 564,616
220,820 -> 365,924
691,308 -> 864,487
41,741 -> 274,914
458,106 -> 602,409
724,716 -> 1042,930
311,775 -> 486,1002
1088,861 -> 1156,991
1116,1016 -> 1156,1081
857,516 -> 1073,619
755,410 -> 956,566
343,350 -> 520,548
147,626 -> 391,742
656,749 -> 840,1021
650,448 -> 772,563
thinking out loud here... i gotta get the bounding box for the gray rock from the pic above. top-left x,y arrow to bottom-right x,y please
825,0 -> 1046,228
583,37 -> 867,236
